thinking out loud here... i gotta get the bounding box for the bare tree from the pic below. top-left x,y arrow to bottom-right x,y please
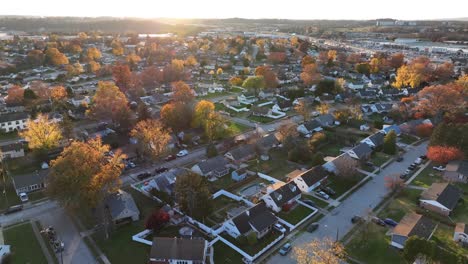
334,155 -> 358,178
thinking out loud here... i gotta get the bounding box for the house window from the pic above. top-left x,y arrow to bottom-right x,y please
16,121 -> 19,124
8,122 -> 12,125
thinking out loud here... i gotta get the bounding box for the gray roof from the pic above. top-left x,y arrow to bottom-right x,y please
268,182 -> 301,207
436,184 -> 462,210
232,203 -> 277,235
299,166 -> 328,187
304,119 -> 322,131
251,106 -> 270,115
150,237 -> 206,261
227,144 -> 255,161
197,156 -> 228,175
368,132 -> 385,147
446,160 -> 468,176
12,170 -> 47,190
350,143 -> 373,159
257,134 -> 280,149
0,142 -> 23,152
0,112 -> 29,123
315,114 -> 335,126
105,190 -> 140,221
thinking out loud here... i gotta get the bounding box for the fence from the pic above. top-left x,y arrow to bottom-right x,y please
257,172 -> 283,184
132,229 -> 153,246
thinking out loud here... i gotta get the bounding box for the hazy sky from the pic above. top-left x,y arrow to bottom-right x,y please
3,0 -> 467,20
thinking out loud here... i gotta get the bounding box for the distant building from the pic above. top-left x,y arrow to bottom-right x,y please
0,112 -> 29,132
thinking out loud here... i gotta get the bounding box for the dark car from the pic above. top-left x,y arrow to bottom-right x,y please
301,199 -> 316,207
420,155 -> 427,160
351,216 -> 363,223
4,205 -> 23,215
371,217 -> 386,226
384,218 -> 398,227
137,172 -> 151,180
154,167 -> 169,174
164,155 -> 176,162
307,223 -> 319,233
323,187 -> 336,196
396,156 -> 403,162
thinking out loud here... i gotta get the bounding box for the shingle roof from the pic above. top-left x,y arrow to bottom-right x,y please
197,156 -> 228,175
304,120 -> 322,131
257,134 -> 279,149
12,170 -> 47,190
105,189 -> 140,221
0,142 -> 23,152
251,106 -> 270,115
231,203 -> 277,234
368,132 -> 385,146
393,213 -> 436,239
350,143 -> 372,159
446,160 -> 468,176
228,144 -> 255,161
421,183 -> 462,211
298,166 -> 328,187
0,112 -> 29,123
268,182 -> 301,208
150,237 -> 206,261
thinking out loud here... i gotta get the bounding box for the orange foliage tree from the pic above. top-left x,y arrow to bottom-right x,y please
415,123 -> 434,138
427,146 -> 464,164
6,85 -> 24,105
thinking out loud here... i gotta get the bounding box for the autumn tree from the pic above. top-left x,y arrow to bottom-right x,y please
427,146 -> 464,164
26,50 -> 45,66
301,63 -> 321,86
316,102 -> 330,115
204,112 -> 227,141
145,209 -> 170,232
308,132 -> 327,152
86,47 -> 101,61
455,75 -> 468,88
413,84 -> 466,120
415,123 -> 434,138
112,64 -> 132,92
111,40 -> 124,56
131,119 -> 171,160
29,81 -> 50,100
126,53 -> 142,70
229,76 -> 244,87
388,53 -> 405,69
393,57 -> 433,89
355,63 -> 371,75
87,81 -> 131,128
45,48 -> 69,65
5,85 -> 24,105
334,155 -> 358,178
160,102 -> 192,132
174,172 -> 213,220
20,114 -> 63,153
385,174 -> 405,193
87,61 -> 101,74
184,55 -> 197,67
242,76 -> 265,96
293,237 -> 346,264
294,100 -> 311,121
433,62 -> 454,82
268,52 -> 287,64
277,120 -> 298,141
255,66 -> 278,88
383,130 -> 397,155
47,138 -> 126,211
301,55 -> 315,68
172,81 -> 194,104
140,66 -> 163,87
193,100 -> 215,128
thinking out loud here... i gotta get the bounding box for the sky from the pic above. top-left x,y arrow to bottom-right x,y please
2,0 -> 467,20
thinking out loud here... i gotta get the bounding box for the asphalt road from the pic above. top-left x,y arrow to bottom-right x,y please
267,142 -> 428,264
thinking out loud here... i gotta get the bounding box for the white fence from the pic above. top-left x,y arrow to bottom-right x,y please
257,172 -> 283,184
212,189 -> 255,207
132,229 -> 153,246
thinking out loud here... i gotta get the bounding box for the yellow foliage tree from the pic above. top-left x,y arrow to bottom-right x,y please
20,114 -> 63,151
130,119 -> 171,160
294,237 -> 346,264
193,100 -> 215,128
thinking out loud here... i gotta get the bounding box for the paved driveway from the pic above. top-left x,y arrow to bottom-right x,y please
36,206 -> 97,264
267,142 -> 428,264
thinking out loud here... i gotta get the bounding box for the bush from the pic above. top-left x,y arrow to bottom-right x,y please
246,232 -> 258,246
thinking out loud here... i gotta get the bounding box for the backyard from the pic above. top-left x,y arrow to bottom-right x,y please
213,241 -> 244,264
399,134 -> 419,145
247,115 -> 276,124
247,149 -> 300,181
325,173 -> 366,198
3,221 -> 48,264
371,152 -> 392,167
411,164 -> 445,188
5,155 -> 41,175
221,230 -> 282,256
277,204 -> 314,225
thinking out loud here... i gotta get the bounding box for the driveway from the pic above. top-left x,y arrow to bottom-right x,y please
36,206 -> 98,264
267,141 -> 428,263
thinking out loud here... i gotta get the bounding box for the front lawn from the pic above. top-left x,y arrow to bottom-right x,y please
399,134 -> 418,145
278,204 -> 314,225
371,152 -> 392,167
411,164 -> 445,188
248,115 -> 275,124
431,223 -> 468,256
301,193 -> 330,208
208,174 -> 236,192
247,149 -> 299,180
227,122 -> 251,135
213,241 -> 244,263
3,222 -> 48,264
377,188 -> 422,221
5,155 -> 42,175
197,91 -> 231,99
0,131 -> 19,141
319,143 -> 343,157
326,173 -> 365,197
221,230 -> 281,256
0,175 -> 21,211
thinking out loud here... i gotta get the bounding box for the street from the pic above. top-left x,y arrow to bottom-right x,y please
267,142 -> 428,263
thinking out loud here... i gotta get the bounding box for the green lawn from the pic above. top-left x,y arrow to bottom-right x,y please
371,152 -> 392,167
377,188 -> 422,221
214,103 -> 248,118
319,143 -> 343,157
431,223 -> 468,256
346,225 -> 405,264
213,241 -> 244,264
227,122 -> 251,135
197,91 -> 232,99
221,230 -> 281,255
0,175 -> 21,211
247,149 -> 298,180
3,222 -> 48,264
301,193 -> 329,208
0,131 -> 19,141
326,173 -> 365,197
248,115 -> 275,124
278,204 -> 314,225
411,165 -> 445,188
399,134 -> 418,145
208,174 -> 236,192
451,196 -> 468,224
5,156 -> 41,175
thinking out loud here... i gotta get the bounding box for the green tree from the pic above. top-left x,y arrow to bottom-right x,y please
174,172 -> 213,220
242,76 -> 265,96
383,130 -> 397,154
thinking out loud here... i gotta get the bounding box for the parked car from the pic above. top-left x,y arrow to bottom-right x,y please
4,205 -> 23,215
274,223 -> 287,233
154,167 -> 169,174
279,243 -> 292,256
176,149 -> 189,157
384,218 -> 398,227
351,216 -> 363,223
414,158 -> 423,165
401,170 -> 411,179
433,165 -> 446,172
371,217 -> 386,226
420,155 -> 427,160
53,241 -> 65,253
301,199 -> 316,207
316,191 -> 330,200
137,172 -> 151,180
164,155 -> 176,161
19,192 -> 29,202
307,223 -> 319,233
365,161 -> 374,167
396,156 -> 403,162
125,161 -> 136,169
322,187 -> 336,196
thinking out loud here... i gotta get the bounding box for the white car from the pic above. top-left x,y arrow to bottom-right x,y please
316,191 -> 330,200
19,192 -> 29,202
176,149 -> 189,157
414,158 -> 423,165
433,165 -> 446,172
267,128 -> 276,133
274,223 -> 287,233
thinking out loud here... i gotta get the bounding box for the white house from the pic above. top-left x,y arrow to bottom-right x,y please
360,132 -> 385,148
223,203 -> 278,239
0,143 -> 25,160
291,166 -> 328,193
0,112 -> 29,132
262,182 -> 302,212
237,94 -> 258,105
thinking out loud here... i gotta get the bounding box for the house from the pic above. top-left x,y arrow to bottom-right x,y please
381,124 -> 402,136
237,94 -> 258,105
390,213 -> 437,249
315,114 -> 337,127
12,170 -> 48,194
361,132 -> 385,148
262,181 -> 302,212
224,203 -> 278,239
149,237 -> 207,264
191,156 -> 229,177
358,90 -> 378,99
454,223 -> 468,243
256,133 -> 280,153
292,166 -> 329,193
347,82 -> 365,90
347,143 -> 373,160
444,160 -> 468,183
251,106 -> 271,117
297,120 -> 323,136
232,168 -> 249,182
104,189 -> 140,225
420,183 -> 462,216
148,168 -> 187,195
224,144 -> 256,163
274,99 -> 292,111
0,112 -> 29,132
0,143 -> 25,160
399,119 -> 432,135
360,124 -> 370,131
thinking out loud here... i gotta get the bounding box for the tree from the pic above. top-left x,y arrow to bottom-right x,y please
185,55 -> 197,67
160,102 -> 192,132
415,123 -> 434,138
255,66 -> 278,88
294,101 -> 311,121
193,100 -> 215,128
86,47 -> 101,61
20,114 -> 63,153
388,53 -> 405,69
242,76 -> 265,95
26,50 -> 45,66
393,57 -> 433,89
45,48 -> 69,65
294,237 -> 346,264
268,52 -> 286,64
112,64 -> 132,92
413,84 -> 465,120
172,81 -> 194,104
455,75 -> 468,88
433,62 -> 454,82
308,132 -> 327,151
137,103 -> 152,121
384,174 -> 405,193
87,61 -> 101,74
87,81 -> 131,128
427,146 -> 464,164
145,209 -> 170,232
50,86 -> 67,102
174,172 -> 213,220
130,120 -> 171,160
47,138 -> 126,211
277,120 -> 298,141
316,103 -> 330,115
301,63 -> 321,86
355,63 -> 371,75
334,155 -> 358,178
301,55 -> 315,68
204,112 -> 227,141
5,85 -> 24,105
229,76 -> 244,86
126,53 -> 142,70
383,130 -> 397,155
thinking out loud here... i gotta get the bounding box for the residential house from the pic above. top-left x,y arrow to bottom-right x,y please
191,156 -> 229,178
258,89 -> 275,99
358,89 -> 378,99
237,94 -> 258,105
292,166 -> 329,193
347,82 -> 365,90
0,143 -> 24,160
444,160 -> 468,183
0,245 -> 11,261
224,203 -> 278,239
381,124 -> 402,136
274,99 -> 292,111
224,144 -> 256,163
149,237 -> 207,264
104,189 -> 140,225
361,132 -> 385,148
347,143 -> 373,160
256,133 -> 280,154
262,181 -> 302,212
454,223 -> 468,243
297,120 -> 323,136
315,114 -> 338,127
419,183 -> 462,216
0,112 -> 29,132
232,168 -> 249,182
390,213 -> 437,249
251,106 -> 271,117
399,119 -> 433,135
12,170 -> 48,194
